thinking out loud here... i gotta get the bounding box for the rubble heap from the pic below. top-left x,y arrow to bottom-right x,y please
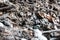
0,0 -> 60,40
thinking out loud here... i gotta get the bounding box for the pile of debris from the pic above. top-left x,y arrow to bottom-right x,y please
0,0 -> 60,40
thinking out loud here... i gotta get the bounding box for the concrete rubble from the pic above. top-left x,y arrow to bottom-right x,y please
0,0 -> 60,40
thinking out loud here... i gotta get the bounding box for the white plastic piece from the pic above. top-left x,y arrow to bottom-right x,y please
34,29 -> 47,40
21,38 -> 27,40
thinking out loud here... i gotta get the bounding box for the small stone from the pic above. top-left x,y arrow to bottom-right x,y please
0,22 -> 4,28
0,0 -> 8,3
0,12 -> 3,16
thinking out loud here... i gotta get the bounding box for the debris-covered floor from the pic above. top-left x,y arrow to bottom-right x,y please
0,0 -> 60,40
